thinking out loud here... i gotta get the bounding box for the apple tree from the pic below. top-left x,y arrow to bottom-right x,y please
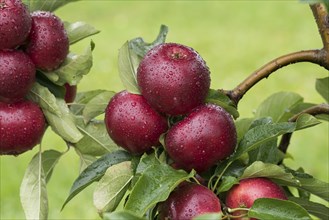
0,0 -> 328,219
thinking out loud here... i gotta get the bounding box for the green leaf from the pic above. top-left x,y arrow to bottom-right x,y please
64,21 -> 100,45
292,177 -> 329,201
93,161 -> 133,213
74,117 -> 119,156
129,24 -> 168,58
255,92 -> 303,122
27,82 -> 83,143
235,118 -> 253,142
217,176 -> 239,193
23,0 -> 77,12
43,99 -> 83,143
240,161 -> 299,185
41,150 -> 63,183
289,197 -> 329,220
248,198 -> 311,220
82,90 -> 115,123
27,82 -> 61,115
234,122 -> 296,160
206,89 -> 239,119
275,168 -> 329,201
75,149 -> 97,173
193,212 -> 223,220
35,71 -> 66,99
62,150 -> 131,209
118,41 -> 141,94
316,77 -> 329,103
103,210 -> 146,220
124,162 -> 194,217
295,113 -> 321,130
316,113 -> 329,121
70,89 -> 107,115
20,150 -> 62,220
248,138 -> 284,165
42,40 -> 94,86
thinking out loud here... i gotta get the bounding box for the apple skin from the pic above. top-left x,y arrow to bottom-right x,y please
0,50 -> 36,102
225,177 -> 288,219
0,0 -> 32,49
25,11 -> 69,71
165,103 -> 237,173
158,182 -> 221,220
104,90 -> 168,155
64,83 -> 77,103
0,100 -> 46,155
137,43 -> 210,116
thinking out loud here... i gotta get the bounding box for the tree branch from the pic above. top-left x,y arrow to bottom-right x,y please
225,3 -> 329,107
278,103 -> 329,157
311,3 -> 329,51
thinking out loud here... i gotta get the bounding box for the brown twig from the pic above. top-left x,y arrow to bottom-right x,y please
311,4 -> 329,51
278,103 -> 329,157
225,3 -> 329,107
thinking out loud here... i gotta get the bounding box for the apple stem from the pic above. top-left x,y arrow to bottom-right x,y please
224,207 -> 250,219
224,3 -> 329,107
278,103 -> 329,159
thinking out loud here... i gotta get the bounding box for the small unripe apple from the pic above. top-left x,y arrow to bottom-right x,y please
64,83 -> 77,103
0,100 -> 46,155
158,182 -> 221,220
0,0 -> 32,49
165,103 -> 237,173
137,43 -> 210,116
0,50 -> 36,102
225,177 -> 288,219
25,11 -> 69,71
104,90 -> 168,154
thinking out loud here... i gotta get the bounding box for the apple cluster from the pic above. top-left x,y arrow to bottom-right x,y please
105,42 -> 289,219
106,42 -> 237,172
0,0 -> 73,155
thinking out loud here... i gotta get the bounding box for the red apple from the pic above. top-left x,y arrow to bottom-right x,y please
0,0 -> 31,49
137,43 -> 210,116
0,50 -> 36,102
165,103 -> 237,173
0,100 -> 46,155
104,90 -> 168,154
25,11 -> 69,71
225,177 -> 288,219
158,182 -> 221,220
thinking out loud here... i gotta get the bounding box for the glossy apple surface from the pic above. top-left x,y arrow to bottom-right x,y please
0,0 -> 31,49
25,11 -> 69,71
158,182 -> 221,220
104,90 -> 168,154
137,43 -> 210,116
165,103 -> 237,173
0,100 -> 46,155
225,177 -> 288,219
0,50 -> 36,102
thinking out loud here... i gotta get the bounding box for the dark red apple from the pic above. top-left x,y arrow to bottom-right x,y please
225,177 -> 288,219
64,83 -> 77,103
104,90 -> 168,154
165,103 -> 237,173
137,43 -> 210,116
0,50 -> 36,102
0,100 -> 46,155
0,0 -> 31,49
158,182 -> 221,220
25,11 -> 69,71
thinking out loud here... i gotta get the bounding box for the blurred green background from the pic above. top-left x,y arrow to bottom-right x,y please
1,1 -> 328,219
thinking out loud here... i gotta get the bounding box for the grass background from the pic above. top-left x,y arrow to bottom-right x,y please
1,1 -> 328,219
